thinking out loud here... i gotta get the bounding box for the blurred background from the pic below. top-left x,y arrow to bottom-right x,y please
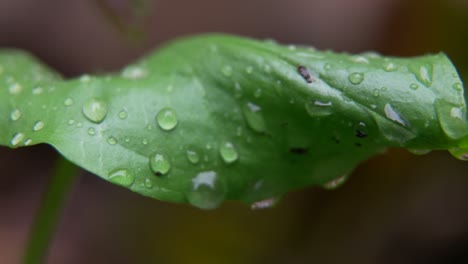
1,0 -> 468,263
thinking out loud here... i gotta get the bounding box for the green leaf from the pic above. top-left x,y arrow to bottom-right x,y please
1,35 -> 467,209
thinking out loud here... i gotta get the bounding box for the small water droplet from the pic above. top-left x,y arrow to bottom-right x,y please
323,174 -> 349,189
107,137 -> 117,145
384,103 -> 406,126
142,139 -> 149,145
221,65 -> 233,77
219,141 -> 239,164
242,102 -> 267,133
108,168 -> 134,187
88,127 -> 96,136
373,89 -> 380,97
144,177 -> 153,188
324,63 -> 332,70
348,72 -> 364,85
149,153 -> 171,176
408,149 -> 431,155
118,110 -> 128,120
10,132 -> 25,146
64,98 -> 74,106
24,138 -> 32,146
351,56 -> 369,64
68,120 -> 75,125
354,122 -> 368,138
82,98 -> 108,123
384,62 -> 397,72
234,82 -> 243,98
32,121 -> 45,131
80,75 -> 91,83
121,65 -> 148,80
449,148 -> 468,161
186,149 -> 200,164
76,122 -> 83,128
236,126 -> 243,137
9,83 -> 22,95
305,100 -> 333,117
245,66 -> 254,74
254,88 -> 262,98
186,171 -> 225,209
10,109 -> 21,121
156,107 -> 178,131
410,83 -> 419,90
124,137 -> 130,142
263,64 -> 272,73
251,198 -> 277,210
452,82 -> 463,91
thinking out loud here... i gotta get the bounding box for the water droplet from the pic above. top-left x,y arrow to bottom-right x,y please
373,89 -> 380,97
351,56 -> 369,64
82,98 -> 108,123
234,82 -> 243,98
121,65 -> 148,80
245,66 -> 254,74
384,62 -> 397,72
144,177 -> 153,188
254,88 -> 262,98
107,168 -> 134,187
156,107 -> 178,131
118,110 -> 128,119
24,138 -> 32,146
410,83 -> 419,90
251,198 -> 277,210
10,109 -> 21,121
32,121 -> 45,131
68,120 -> 76,125
324,63 -> 332,70
9,83 -> 22,95
354,122 -> 368,138
263,64 -> 272,73
242,102 -> 267,133
323,174 -> 349,189
449,148 -> 468,161
80,75 -> 91,83
384,103 -> 406,126
305,100 -> 333,117
107,137 -> 117,145
186,149 -> 200,164
450,107 -> 464,119
88,127 -> 96,136
418,65 -> 432,86
124,137 -> 130,142
348,72 -> 364,85
32,86 -> 43,95
76,122 -> 83,128
221,65 -> 233,77
186,171 -> 225,209
236,126 -> 243,137
435,100 -> 467,140
64,98 -> 74,106
219,141 -> 239,164
10,132 -> 25,146
452,82 -> 463,91
150,153 -> 171,176
142,139 -> 149,145
408,149 -> 431,155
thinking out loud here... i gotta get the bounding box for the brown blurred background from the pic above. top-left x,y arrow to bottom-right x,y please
1,0 -> 468,263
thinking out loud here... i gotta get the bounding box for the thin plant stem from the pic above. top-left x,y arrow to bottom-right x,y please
22,155 -> 79,264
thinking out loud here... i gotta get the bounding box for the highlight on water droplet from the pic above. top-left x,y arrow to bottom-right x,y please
10,132 -> 25,146
186,171 -> 226,209
32,121 -> 45,131
121,65 -> 148,80
186,149 -> 200,164
305,100 -> 333,117
10,109 -> 21,121
383,62 -> 397,72
323,174 -> 349,190
156,107 -> 178,131
150,152 -> 171,176
107,168 -> 134,187
24,138 -> 32,146
82,97 -> 108,123
251,197 -> 278,210
242,102 -> 267,133
348,72 -> 364,85
219,141 -> 239,164
384,103 -> 406,126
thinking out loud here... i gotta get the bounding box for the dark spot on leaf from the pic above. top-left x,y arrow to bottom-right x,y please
297,65 -> 314,83
355,130 -> 368,138
155,171 -> 163,177
354,143 -> 362,147
290,147 -> 309,154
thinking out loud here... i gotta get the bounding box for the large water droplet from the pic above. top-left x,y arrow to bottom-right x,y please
82,98 -> 108,123
323,174 -> 349,190
32,121 -> 45,131
384,103 -> 406,126
410,64 -> 432,87
219,141 -> 239,164
435,100 -> 467,140
242,102 -> 266,133
348,72 -> 364,85
305,100 -> 333,117
10,132 -> 25,146
449,148 -> 468,161
10,109 -> 21,121
156,107 -> 178,131
150,153 -> 171,176
108,168 -> 134,187
251,198 -> 277,210
186,149 -> 200,164
186,171 -> 225,209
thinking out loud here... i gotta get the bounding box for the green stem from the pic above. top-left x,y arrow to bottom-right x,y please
22,155 -> 79,264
